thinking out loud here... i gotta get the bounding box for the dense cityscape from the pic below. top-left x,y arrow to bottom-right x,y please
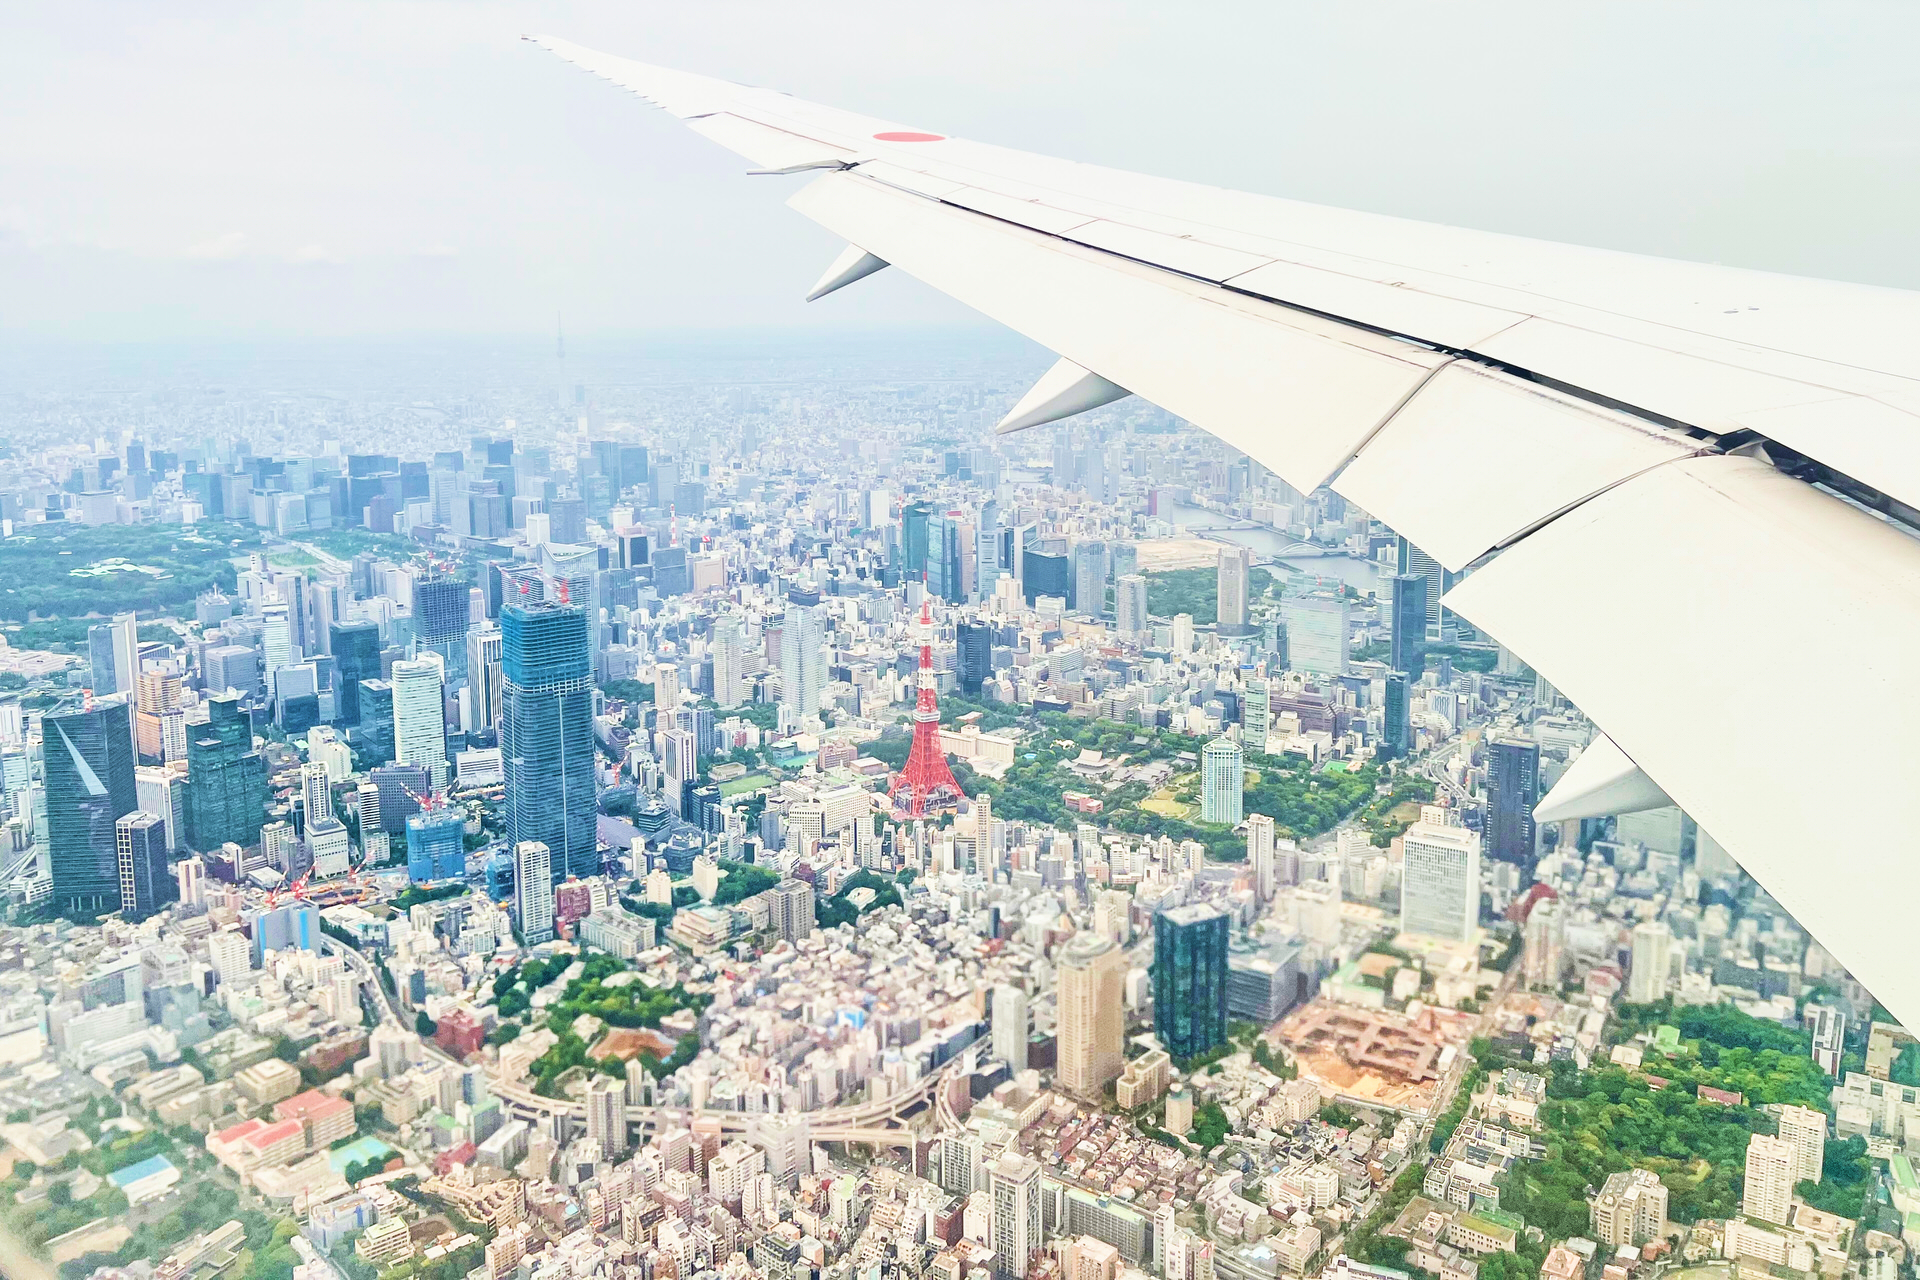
0,334 -> 1904,1280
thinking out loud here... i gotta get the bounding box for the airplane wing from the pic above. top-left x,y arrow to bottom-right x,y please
527,36 -> 1920,1030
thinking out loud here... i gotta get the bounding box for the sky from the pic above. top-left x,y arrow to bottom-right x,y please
6,0 -> 1920,341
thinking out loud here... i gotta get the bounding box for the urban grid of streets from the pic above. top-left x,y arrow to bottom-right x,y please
0,335 -> 1900,1280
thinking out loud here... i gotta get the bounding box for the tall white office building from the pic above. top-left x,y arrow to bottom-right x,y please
711,622 -> 746,707
515,840 -> 555,944
1628,920 -> 1673,1003
300,763 -> 331,830
1242,677 -> 1271,750
467,624 -> 503,733
1279,593 -> 1350,676
1217,547 -> 1251,631
780,603 -> 826,724
653,661 -> 681,713
390,658 -> 448,788
261,604 -> 295,687
1200,736 -> 1244,826
1115,574 -> 1149,640
988,1152 -> 1042,1280
992,984 -> 1028,1072
1400,806 -> 1481,943
585,1077 -> 630,1157
1247,813 -> 1277,901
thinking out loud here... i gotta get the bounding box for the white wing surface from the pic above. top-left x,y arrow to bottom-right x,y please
527,36 -> 1920,1030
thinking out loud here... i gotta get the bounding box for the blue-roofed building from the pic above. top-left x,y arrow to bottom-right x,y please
108,1153 -> 181,1205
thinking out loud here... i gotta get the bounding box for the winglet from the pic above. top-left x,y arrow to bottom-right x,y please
995,357 -> 1132,435
1534,732 -> 1673,825
807,245 -> 890,302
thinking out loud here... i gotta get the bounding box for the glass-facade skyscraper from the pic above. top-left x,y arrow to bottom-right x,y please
329,620 -> 381,726
501,602 -> 597,884
1486,737 -> 1541,870
184,692 -> 267,853
411,571 -> 471,684
956,621 -> 991,697
1153,904 -> 1230,1062
116,811 -> 170,921
46,700 -> 138,915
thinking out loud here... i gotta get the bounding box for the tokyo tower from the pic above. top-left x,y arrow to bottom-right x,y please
889,597 -> 963,819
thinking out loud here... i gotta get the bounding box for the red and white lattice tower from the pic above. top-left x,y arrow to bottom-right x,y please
889,597 -> 963,819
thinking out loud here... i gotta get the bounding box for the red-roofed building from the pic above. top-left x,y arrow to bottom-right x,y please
273,1089 -> 356,1147
433,1142 -> 477,1176
207,1116 -> 306,1177
1697,1085 -> 1744,1107
435,1008 -> 487,1059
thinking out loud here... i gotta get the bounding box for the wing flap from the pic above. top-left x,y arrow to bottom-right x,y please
1332,362 -> 1700,572
790,171 -> 1449,494
686,114 -> 858,170
1444,455 -> 1920,1034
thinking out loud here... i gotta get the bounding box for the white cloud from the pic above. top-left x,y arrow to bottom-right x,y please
416,243 -> 458,258
288,242 -> 344,265
183,230 -> 247,261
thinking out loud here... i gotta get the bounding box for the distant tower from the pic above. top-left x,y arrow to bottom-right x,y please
888,598 -> 963,819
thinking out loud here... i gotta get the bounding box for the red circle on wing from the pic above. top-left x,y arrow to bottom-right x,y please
873,131 -> 944,142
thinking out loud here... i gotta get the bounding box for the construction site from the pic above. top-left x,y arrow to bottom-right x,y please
1276,997 -> 1474,1113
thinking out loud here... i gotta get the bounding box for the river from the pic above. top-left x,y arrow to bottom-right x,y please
1165,501 -> 1389,596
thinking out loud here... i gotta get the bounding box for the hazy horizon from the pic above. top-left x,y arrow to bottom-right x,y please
9,0 -> 1920,341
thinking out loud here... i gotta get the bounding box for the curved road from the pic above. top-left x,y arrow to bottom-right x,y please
325,932 -> 957,1150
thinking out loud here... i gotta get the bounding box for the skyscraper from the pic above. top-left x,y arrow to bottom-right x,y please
1743,1133 -> 1796,1226
711,621 -> 746,707
901,501 -> 931,580
1200,736 -> 1244,826
411,570 -> 471,684
390,659 -> 448,788
184,692 -> 267,852
585,1077 -> 629,1157
1242,676 -> 1270,750
1396,536 -> 1445,634
1217,546 -> 1251,633
661,728 -> 698,818
1115,573 -> 1149,640
1381,672 -> 1410,760
1400,806 -> 1482,943
780,602 -> 826,724
115,811 -> 170,920
770,878 -> 815,945
1389,573 -> 1426,675
992,984 -> 1028,1072
1777,1104 -> 1827,1184
466,624 -> 504,733
1056,933 -> 1125,1097
514,840 -> 555,943
1279,593 -> 1349,676
955,621 -> 991,697
1072,540 -> 1107,616
988,1152 -> 1042,1280
1247,813 -> 1277,901
46,700 -> 138,915
1154,904 -> 1230,1062
1627,920 -> 1672,1004
88,612 -> 138,699
406,807 -> 467,883
502,602 -> 597,883
329,621 -> 382,726
1485,737 -> 1540,870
